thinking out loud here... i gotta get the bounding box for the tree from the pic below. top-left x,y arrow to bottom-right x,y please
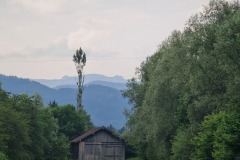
122,1 -> 240,159
0,103 -> 31,160
32,93 -> 44,108
51,104 -> 92,140
171,125 -> 196,160
39,108 -> 70,160
0,86 -> 71,159
0,152 -> 8,160
192,112 -> 240,160
73,47 -> 86,111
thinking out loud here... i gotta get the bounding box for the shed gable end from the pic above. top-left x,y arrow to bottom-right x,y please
83,130 -> 122,143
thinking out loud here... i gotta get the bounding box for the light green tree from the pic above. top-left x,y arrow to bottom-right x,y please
192,112 -> 240,160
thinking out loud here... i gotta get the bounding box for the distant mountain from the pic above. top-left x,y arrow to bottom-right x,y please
0,74 -> 55,99
82,85 -> 129,128
55,81 -> 127,90
85,81 -> 127,90
54,84 -> 77,90
0,74 -> 131,129
34,74 -> 127,88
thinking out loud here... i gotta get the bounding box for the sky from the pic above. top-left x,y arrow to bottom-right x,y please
0,0 -> 225,79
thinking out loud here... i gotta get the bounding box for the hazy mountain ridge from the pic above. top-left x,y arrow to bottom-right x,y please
55,80 -> 127,90
34,74 -> 127,88
0,74 -> 130,128
85,81 -> 127,90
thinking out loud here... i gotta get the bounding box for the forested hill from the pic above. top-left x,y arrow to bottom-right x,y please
0,74 -> 130,129
123,1 -> 240,159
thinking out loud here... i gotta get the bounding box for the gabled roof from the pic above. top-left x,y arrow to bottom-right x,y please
70,127 -> 123,143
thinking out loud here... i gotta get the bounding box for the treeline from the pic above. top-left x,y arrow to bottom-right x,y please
0,87 -> 92,160
123,1 -> 240,159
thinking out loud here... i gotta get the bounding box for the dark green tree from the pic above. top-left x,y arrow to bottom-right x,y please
39,108 -> 70,160
0,104 -> 31,160
51,104 -> 92,140
0,87 -> 71,159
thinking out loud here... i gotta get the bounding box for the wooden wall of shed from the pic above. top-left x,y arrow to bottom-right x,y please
78,130 -> 125,160
79,142 -> 85,160
79,143 -> 125,160
83,130 -> 121,143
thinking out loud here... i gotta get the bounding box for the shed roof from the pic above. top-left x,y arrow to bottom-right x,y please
70,127 -> 123,143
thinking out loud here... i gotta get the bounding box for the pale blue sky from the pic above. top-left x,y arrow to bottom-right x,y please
0,0 -> 225,79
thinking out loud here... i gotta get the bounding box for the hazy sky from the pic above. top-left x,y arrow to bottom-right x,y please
0,0 -> 217,79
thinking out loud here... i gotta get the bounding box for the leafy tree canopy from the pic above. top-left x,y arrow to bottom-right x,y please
123,1 -> 240,159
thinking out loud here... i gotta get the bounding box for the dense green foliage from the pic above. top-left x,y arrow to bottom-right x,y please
0,86 -> 92,159
50,103 -> 92,140
123,1 -> 240,159
192,112 -> 240,160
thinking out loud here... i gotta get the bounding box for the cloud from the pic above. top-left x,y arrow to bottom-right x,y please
1,39 -> 74,60
66,27 -> 113,58
0,0 -> 216,79
7,0 -> 67,14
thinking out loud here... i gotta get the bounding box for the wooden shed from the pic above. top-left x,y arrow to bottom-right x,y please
70,127 -> 125,160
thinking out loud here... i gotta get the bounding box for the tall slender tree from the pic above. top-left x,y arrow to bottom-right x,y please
73,47 -> 86,111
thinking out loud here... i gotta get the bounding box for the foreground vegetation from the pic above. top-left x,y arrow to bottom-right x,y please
123,1 -> 240,159
0,88 -> 92,160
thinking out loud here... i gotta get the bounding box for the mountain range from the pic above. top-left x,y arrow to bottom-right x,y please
0,74 -> 131,129
34,74 -> 127,88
